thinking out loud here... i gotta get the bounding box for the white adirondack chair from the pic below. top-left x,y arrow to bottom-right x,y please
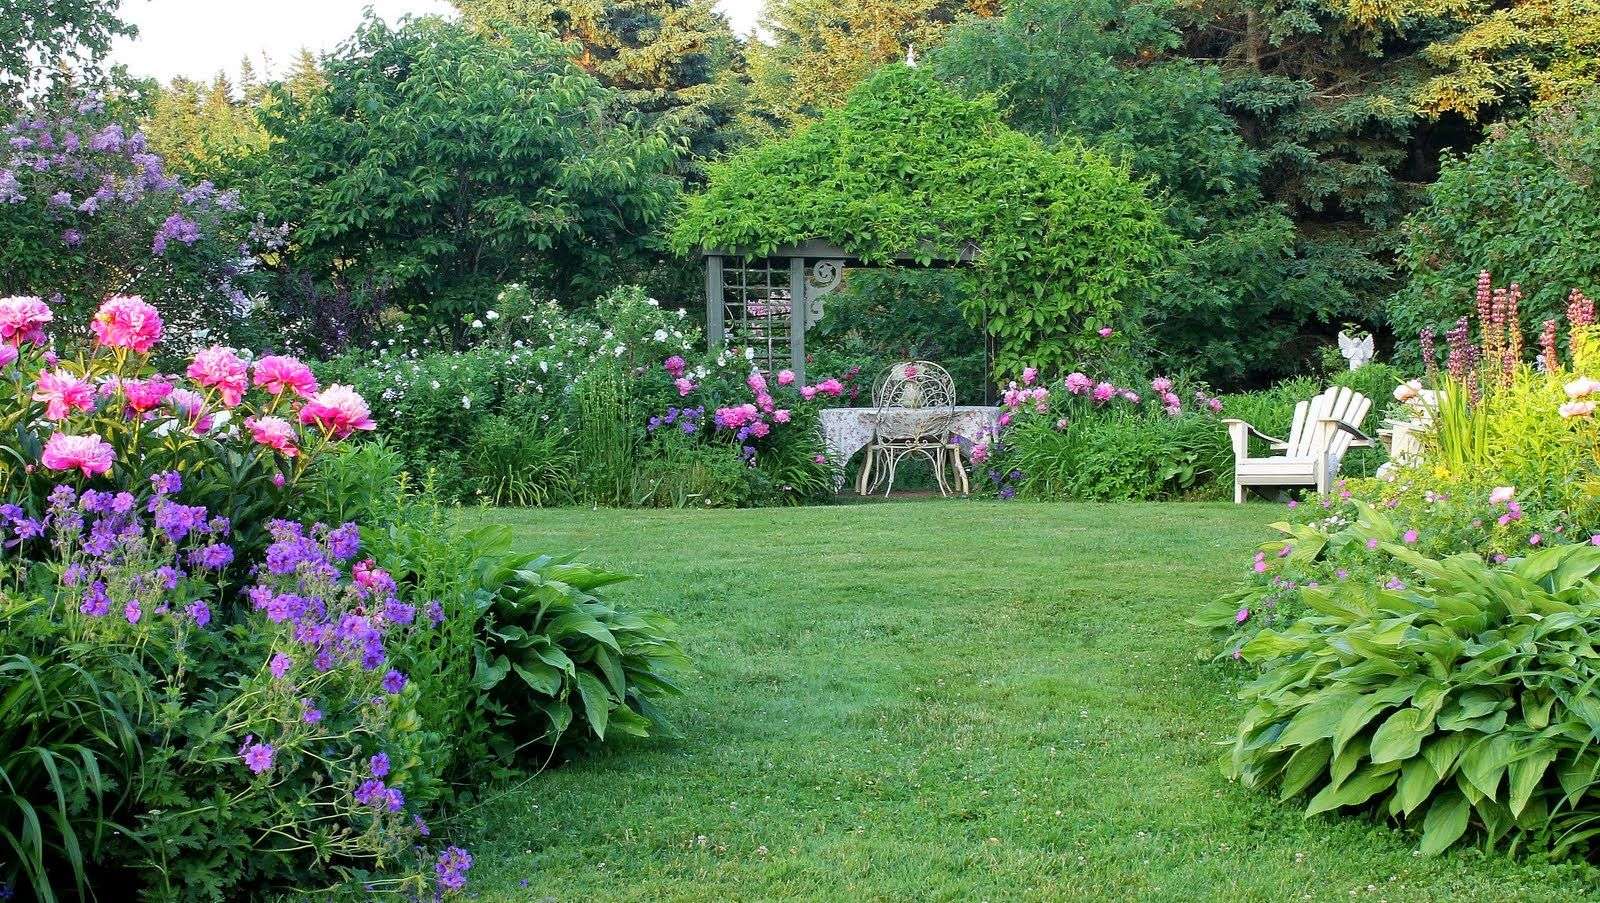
1223,386 -> 1374,503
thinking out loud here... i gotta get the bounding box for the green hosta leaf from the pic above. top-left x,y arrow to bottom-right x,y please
1507,747 -> 1559,817
1461,735 -> 1513,801
472,652 -> 511,690
512,661 -> 562,696
1419,789 -> 1471,855
1396,758 -> 1440,817
1279,741 -> 1332,801
1370,708 -> 1432,764
1241,629 -> 1306,660
1306,763 -> 1397,816
1421,732 -> 1471,779
1277,690 -> 1362,749
573,670 -> 612,740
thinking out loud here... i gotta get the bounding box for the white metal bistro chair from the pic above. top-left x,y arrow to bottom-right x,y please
1223,386 -> 1374,502
859,361 -> 958,496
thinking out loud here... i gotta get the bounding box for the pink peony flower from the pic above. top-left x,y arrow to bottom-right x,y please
816,378 -> 844,397
1150,377 -> 1173,393
1489,486 -> 1515,504
1055,418 -> 1068,430
1565,377 -> 1600,399
674,377 -> 695,396
1098,327 -> 1114,338
253,355 -> 318,397
747,371 -> 768,394
1122,391 -> 1140,404
298,385 -> 376,439
997,412 -> 1013,427
1091,382 -> 1116,404
1560,401 -> 1595,419
774,409 -> 791,423
0,344 -> 16,369
1207,397 -> 1223,413
756,393 -> 775,413
1403,529 -> 1418,544
90,295 -> 162,353
813,454 -> 827,464
777,369 -> 795,386
750,420 -> 771,438
1022,367 -> 1038,386
969,441 -> 990,463
33,369 -> 95,420
41,432 -> 114,477
187,346 -> 248,406
800,385 -> 818,401
246,415 -> 299,457
1064,372 -> 1092,394
122,378 -> 174,413
0,296 -> 52,346
663,355 -> 686,378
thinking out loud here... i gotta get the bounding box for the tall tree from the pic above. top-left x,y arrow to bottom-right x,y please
0,0 -> 134,105
747,0 -> 997,127
935,0 -> 1304,383
1415,0 -> 1600,118
454,0 -> 748,170
142,72 -> 272,178
248,14 -> 681,348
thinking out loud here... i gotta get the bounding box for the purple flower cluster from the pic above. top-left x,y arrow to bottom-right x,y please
435,846 -> 473,893
646,405 -> 705,437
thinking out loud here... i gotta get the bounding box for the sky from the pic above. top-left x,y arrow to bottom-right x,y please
110,0 -> 765,85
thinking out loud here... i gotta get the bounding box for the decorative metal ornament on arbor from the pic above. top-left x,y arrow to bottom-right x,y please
700,237 -> 980,385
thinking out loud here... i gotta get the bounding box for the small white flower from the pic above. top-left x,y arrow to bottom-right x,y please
654,329 -> 668,342
539,361 -> 549,373
429,380 -> 440,389
471,319 -> 484,329
462,396 -> 472,410
486,310 -> 499,320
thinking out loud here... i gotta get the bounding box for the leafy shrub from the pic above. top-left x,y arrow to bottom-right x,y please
1228,515 -> 1600,858
633,430 -> 763,508
1393,92 -> 1600,345
462,414 -> 578,507
463,529 -> 686,755
673,64 -> 1175,379
0,98 -> 271,354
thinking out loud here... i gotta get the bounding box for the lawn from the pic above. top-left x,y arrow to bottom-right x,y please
455,501 -> 1600,902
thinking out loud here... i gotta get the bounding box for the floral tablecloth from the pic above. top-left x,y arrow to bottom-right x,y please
818,406 -> 999,488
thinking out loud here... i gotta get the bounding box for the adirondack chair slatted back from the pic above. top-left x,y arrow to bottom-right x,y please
1324,388 -> 1371,466
1282,387 -> 1370,460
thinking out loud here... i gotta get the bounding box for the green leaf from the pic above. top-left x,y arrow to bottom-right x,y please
573,671 -> 612,740
1306,764 -> 1397,815
1370,708 -> 1431,764
1419,789 -> 1471,856
1507,747 -> 1559,817
1396,758 -> 1440,817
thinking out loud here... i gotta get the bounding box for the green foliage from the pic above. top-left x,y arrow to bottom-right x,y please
675,64 -> 1175,379
248,13 -> 682,347
1228,514 -> 1600,857
1003,408 -> 1227,501
0,0 -> 132,103
453,0 -> 750,177
463,414 -> 579,507
632,431 -> 763,507
1393,93 -> 1600,343
1415,0 -> 1600,119
141,72 -> 273,179
932,0 -> 1301,384
463,529 -> 686,754
0,618 -> 141,903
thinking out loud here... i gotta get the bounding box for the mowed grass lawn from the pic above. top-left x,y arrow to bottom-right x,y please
454,502 -> 1600,902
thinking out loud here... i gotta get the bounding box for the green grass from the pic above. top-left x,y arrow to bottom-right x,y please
456,501 -> 1600,901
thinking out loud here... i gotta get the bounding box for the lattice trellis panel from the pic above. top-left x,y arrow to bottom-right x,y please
718,256 -> 794,376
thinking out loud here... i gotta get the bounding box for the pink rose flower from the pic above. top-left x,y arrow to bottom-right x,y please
187,346 -> 248,406
41,432 -> 114,477
298,385 -> 376,439
777,369 -> 795,386
123,378 -> 174,413
33,369 -> 95,420
253,355 -> 318,397
90,294 -> 163,353
246,415 -> 299,457
0,296 -> 53,346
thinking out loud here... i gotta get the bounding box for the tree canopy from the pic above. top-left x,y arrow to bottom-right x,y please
674,64 -> 1174,378
246,14 -> 682,348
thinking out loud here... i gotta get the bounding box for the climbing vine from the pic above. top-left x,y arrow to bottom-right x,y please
672,64 -> 1175,378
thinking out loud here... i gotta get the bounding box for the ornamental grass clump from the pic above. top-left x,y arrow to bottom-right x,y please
1228,502 -> 1600,858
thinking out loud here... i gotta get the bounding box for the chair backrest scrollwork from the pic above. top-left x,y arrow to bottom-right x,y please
872,361 -> 956,443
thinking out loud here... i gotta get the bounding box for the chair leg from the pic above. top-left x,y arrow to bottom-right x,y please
856,447 -> 874,496
932,447 -> 950,497
952,446 -> 970,495
883,449 -> 899,497
1234,480 -> 1245,504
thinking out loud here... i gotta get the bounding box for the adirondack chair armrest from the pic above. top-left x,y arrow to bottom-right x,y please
1319,417 -> 1374,447
1221,419 -> 1287,448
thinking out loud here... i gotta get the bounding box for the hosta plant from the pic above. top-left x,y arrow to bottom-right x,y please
1229,503 -> 1600,857
466,527 -> 685,757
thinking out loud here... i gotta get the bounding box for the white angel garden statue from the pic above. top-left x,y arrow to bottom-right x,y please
1337,328 -> 1375,370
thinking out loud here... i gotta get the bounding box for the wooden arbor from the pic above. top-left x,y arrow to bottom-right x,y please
702,238 -> 978,385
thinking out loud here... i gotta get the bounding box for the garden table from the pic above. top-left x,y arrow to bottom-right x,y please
818,405 -> 999,495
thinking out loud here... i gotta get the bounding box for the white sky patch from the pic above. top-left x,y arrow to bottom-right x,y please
110,0 -> 766,85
